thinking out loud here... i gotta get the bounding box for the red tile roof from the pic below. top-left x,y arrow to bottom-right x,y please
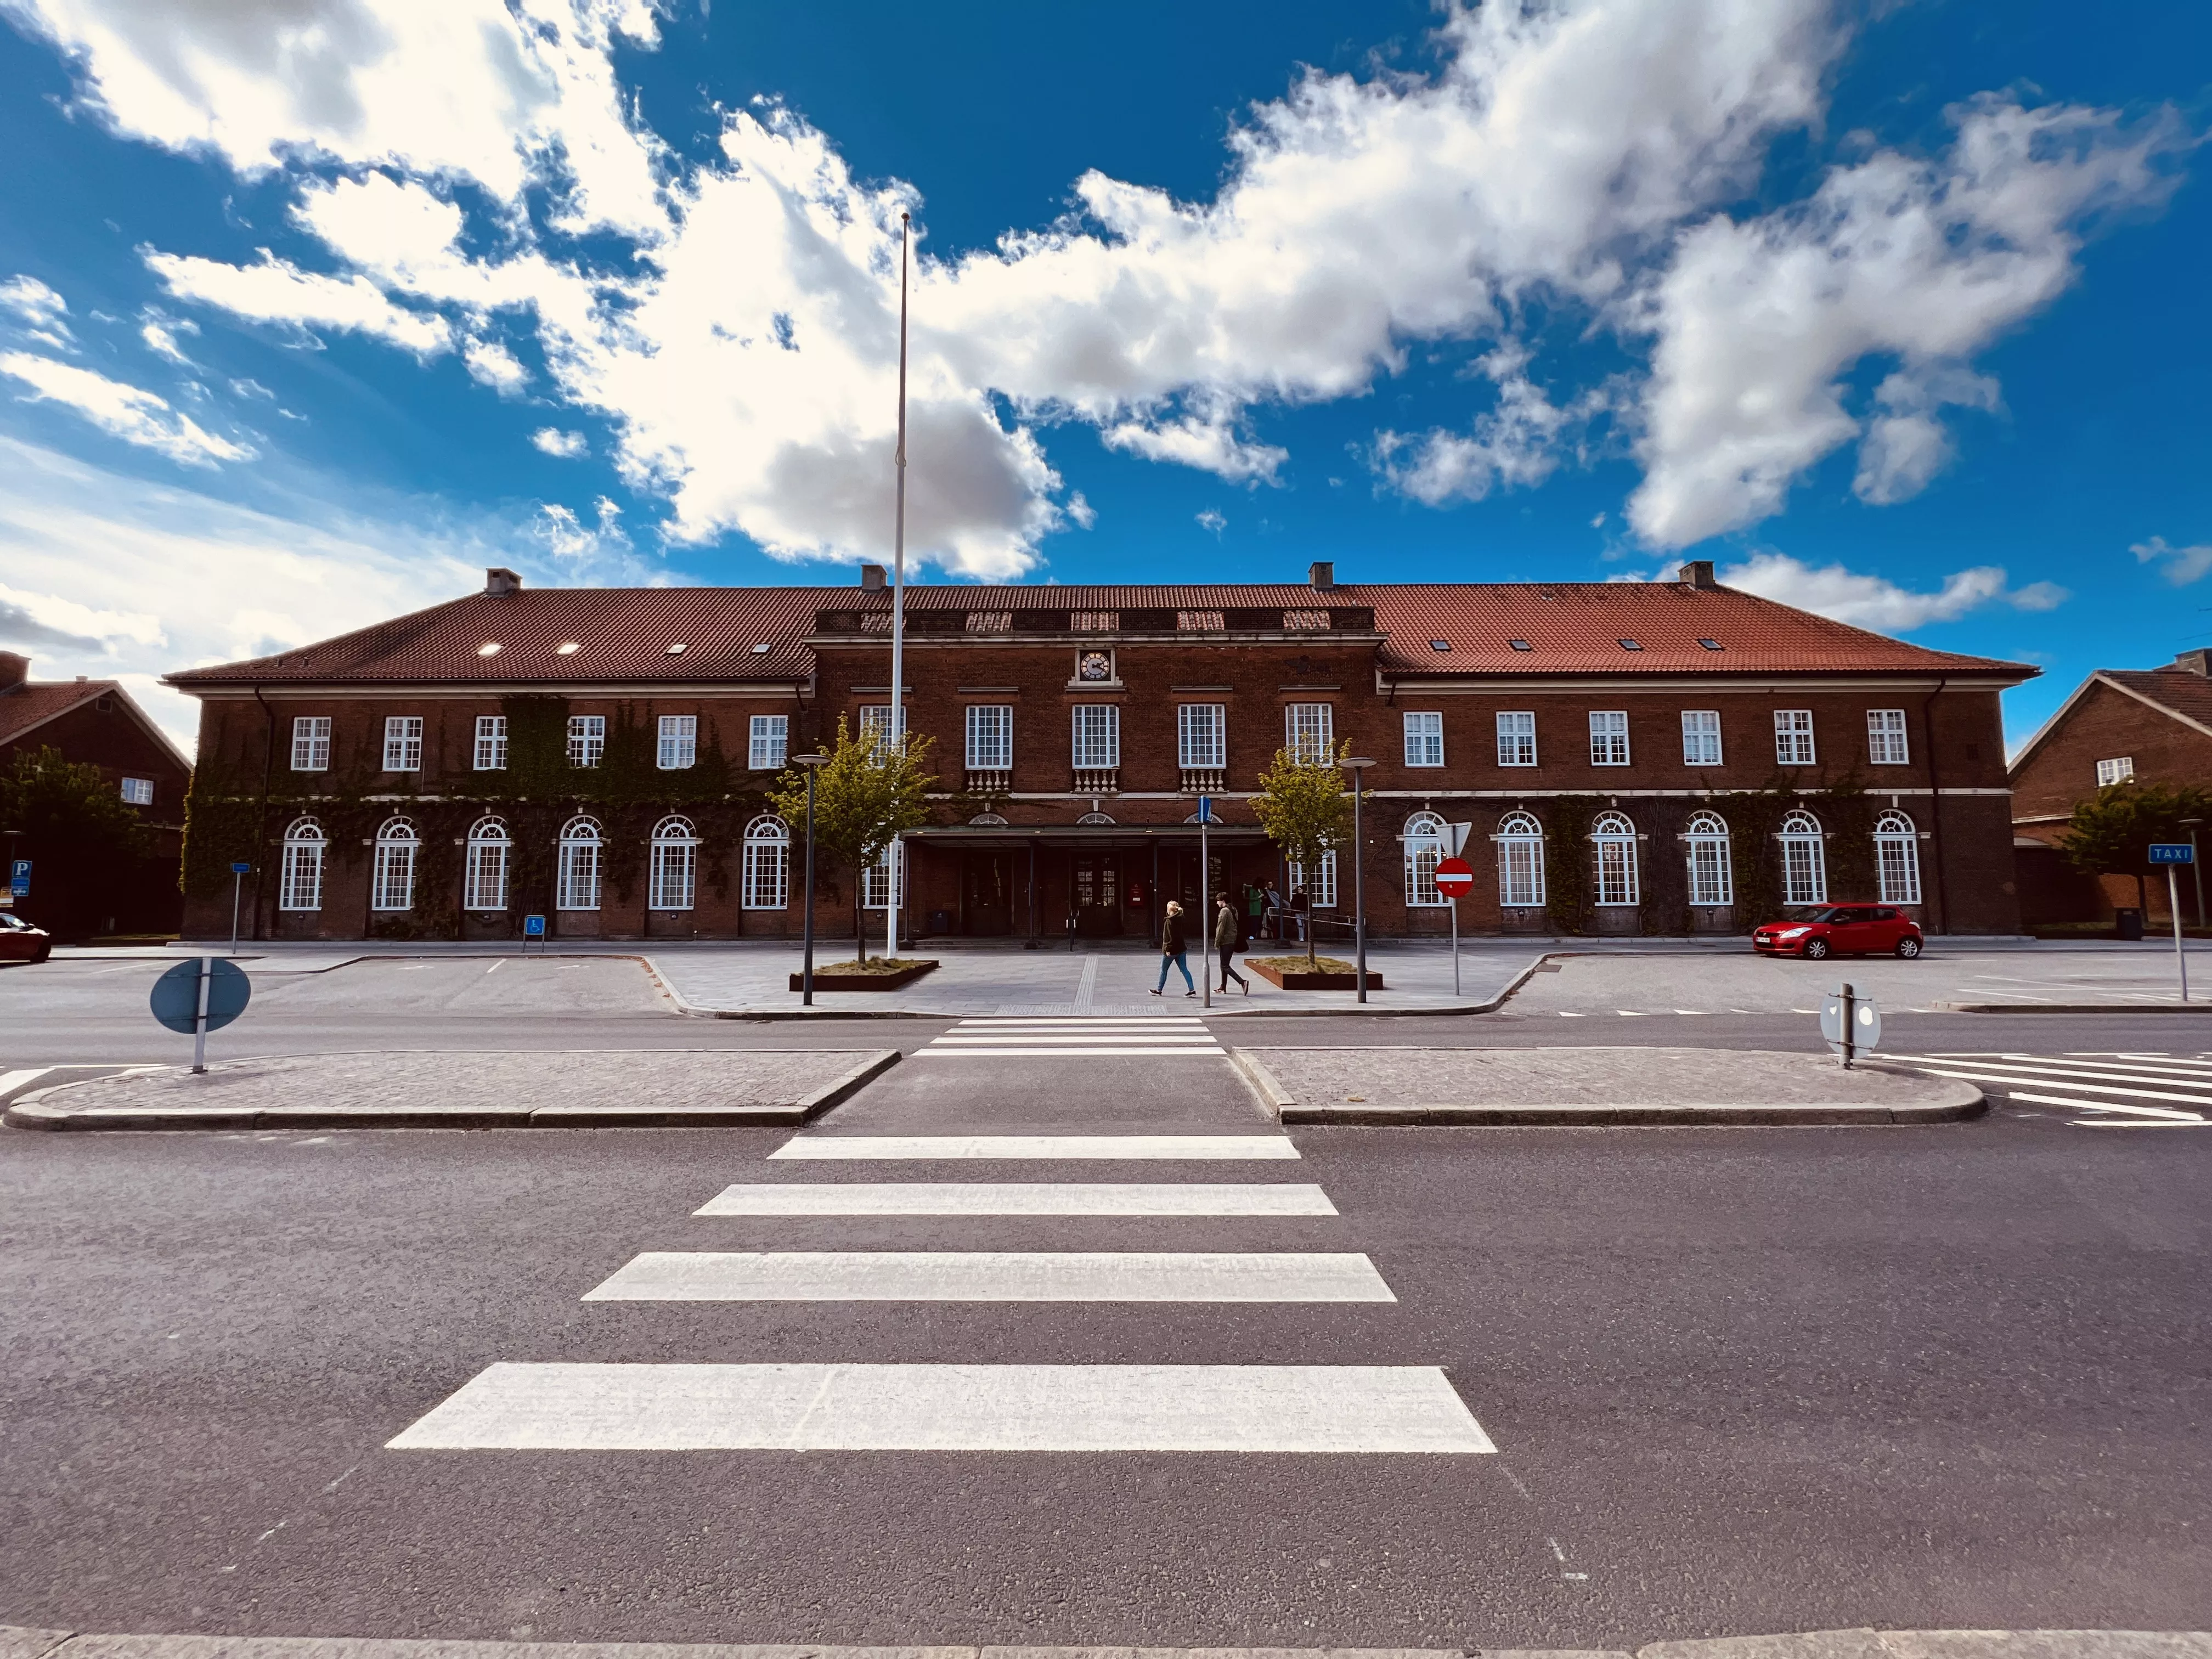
1,681 -> 118,746
164,577 -> 2034,689
2100,667 -> 2212,730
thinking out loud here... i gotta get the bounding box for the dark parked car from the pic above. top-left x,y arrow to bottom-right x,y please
1752,904 -> 1922,960
0,911 -> 52,963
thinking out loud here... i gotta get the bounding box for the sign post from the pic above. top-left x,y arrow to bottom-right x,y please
150,956 -> 251,1074
523,913 -> 547,953
1197,794 -> 1213,1010
228,861 -> 252,954
2150,843 -> 2193,1002
1434,850 -> 1475,998
1819,981 -> 1881,1069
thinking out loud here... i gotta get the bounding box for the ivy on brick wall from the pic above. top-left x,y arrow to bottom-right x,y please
1539,794 -> 1602,935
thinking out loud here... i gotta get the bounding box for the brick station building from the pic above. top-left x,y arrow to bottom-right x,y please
166,560 -> 2033,944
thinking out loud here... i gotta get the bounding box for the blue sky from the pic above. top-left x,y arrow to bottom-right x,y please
0,0 -> 2205,753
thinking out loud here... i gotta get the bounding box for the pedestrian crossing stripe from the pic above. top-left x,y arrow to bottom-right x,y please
917,1047 -> 1226,1057
693,1183 -> 1339,1216
582,1251 -> 1397,1302
769,1133 -> 1301,1160
386,1362 -> 1494,1453
1889,1051 -> 2212,1124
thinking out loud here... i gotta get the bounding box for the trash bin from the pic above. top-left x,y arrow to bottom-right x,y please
2115,907 -> 2145,941
927,908 -> 955,937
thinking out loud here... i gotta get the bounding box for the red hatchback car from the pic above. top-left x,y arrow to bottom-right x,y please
0,911 -> 51,963
1752,904 -> 1923,960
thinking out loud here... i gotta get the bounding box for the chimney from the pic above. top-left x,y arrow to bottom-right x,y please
2175,648 -> 2212,678
1679,560 -> 1718,588
861,563 -> 887,590
0,652 -> 27,691
1308,561 -> 1336,589
484,567 -> 522,597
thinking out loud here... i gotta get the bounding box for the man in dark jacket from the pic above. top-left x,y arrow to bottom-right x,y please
1214,895 -> 1249,994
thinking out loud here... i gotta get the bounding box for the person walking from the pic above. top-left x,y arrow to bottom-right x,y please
1215,895 -> 1249,994
1150,899 -> 1196,997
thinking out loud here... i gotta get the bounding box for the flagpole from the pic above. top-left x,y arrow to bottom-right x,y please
887,210 -> 909,962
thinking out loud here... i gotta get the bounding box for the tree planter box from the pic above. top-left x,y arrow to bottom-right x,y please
1247,958 -> 1384,992
789,959 -> 938,992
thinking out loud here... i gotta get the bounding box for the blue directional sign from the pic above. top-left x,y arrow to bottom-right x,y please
1196,795 -> 1215,823
149,958 -> 251,1034
523,913 -> 548,938
8,859 -> 27,896
2149,843 -> 2195,865
230,861 -> 253,873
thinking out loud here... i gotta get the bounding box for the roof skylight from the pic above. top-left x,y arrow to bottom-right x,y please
556,642 -> 579,656
1697,638 -> 1723,651
477,642 -> 501,656
1618,638 -> 1642,651
665,642 -> 687,655
1509,639 -> 1532,651
1429,640 -> 1451,652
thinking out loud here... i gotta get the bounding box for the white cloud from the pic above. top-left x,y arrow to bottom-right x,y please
0,351 -> 253,466
145,250 -> 453,356
0,274 -> 75,351
531,426 -> 588,458
531,495 -> 656,583
462,335 -> 529,394
2132,535 -> 2212,586
1375,343 -> 1612,505
1195,507 -> 1226,537
139,314 -> 199,366
1718,551 -> 2067,630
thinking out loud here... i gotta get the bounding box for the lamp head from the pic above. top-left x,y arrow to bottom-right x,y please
793,752 -> 829,769
1340,755 -> 1377,772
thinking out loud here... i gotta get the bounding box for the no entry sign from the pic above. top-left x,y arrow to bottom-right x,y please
1434,855 -> 1475,898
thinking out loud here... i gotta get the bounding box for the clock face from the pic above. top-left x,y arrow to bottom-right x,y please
1077,650 -> 1113,682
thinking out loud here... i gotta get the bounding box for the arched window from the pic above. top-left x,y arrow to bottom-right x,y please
464,816 -> 511,912
370,816 -> 419,912
968,812 -> 1008,827
1592,810 -> 1639,907
741,815 -> 789,911
1403,810 -> 1447,907
1780,808 -> 1827,906
557,815 -> 604,912
278,817 -> 325,912
1685,810 -> 1733,907
1494,810 -> 1545,909
1075,811 -> 1115,826
649,815 -> 700,911
1875,809 -> 1922,905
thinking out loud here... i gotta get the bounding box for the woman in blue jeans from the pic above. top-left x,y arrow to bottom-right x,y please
1150,900 -> 1196,996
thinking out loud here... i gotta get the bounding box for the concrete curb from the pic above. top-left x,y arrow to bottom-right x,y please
1936,1001 -> 2212,1014
0,1049 -> 901,1133
1224,1047 -> 1295,1120
3,1627 -> 2205,1659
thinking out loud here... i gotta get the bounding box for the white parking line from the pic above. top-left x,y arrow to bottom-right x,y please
770,1134 -> 1301,1160
583,1251 -> 1396,1302
695,1182 -> 1338,1216
386,1362 -> 1495,1453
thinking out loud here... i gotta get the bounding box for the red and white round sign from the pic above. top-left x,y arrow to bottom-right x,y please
1433,855 -> 1475,897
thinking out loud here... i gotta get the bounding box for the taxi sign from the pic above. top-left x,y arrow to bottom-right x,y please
2149,843 -> 2194,865
1434,855 -> 1475,898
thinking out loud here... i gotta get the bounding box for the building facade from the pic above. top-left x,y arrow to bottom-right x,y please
167,561 -> 2033,944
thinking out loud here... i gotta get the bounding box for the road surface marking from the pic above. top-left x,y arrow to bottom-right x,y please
583,1251 -> 1394,1302
2007,1093 -> 2206,1122
387,1362 -> 1493,1453
916,1047 -> 1224,1058
0,1068 -> 56,1098
695,1182 -> 1338,1216
771,1133 -> 1300,1160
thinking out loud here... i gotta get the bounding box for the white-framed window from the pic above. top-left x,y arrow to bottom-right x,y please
568,714 -> 606,769
1774,709 -> 1816,766
1073,703 -> 1120,769
2096,757 -> 2134,787
749,714 -> 788,771
967,704 -> 1014,770
1495,810 -> 1545,908
464,816 -> 511,912
657,715 -> 697,771
382,715 -> 423,772
648,814 -> 699,910
1403,711 -> 1444,768
278,817 -> 324,911
556,815 -> 604,911
1780,808 -> 1827,905
1867,709 -> 1910,766
473,715 -> 507,771
1178,703 -> 1226,769
1403,809 -> 1447,906
1681,710 -> 1723,766
290,716 -> 331,772
863,839 -> 906,909
1496,711 -> 1537,768
120,776 -> 153,805
1288,850 -> 1338,909
860,703 -> 907,760
1685,810 -> 1733,906
370,816 -> 419,912
1875,809 -> 1922,905
1592,810 -> 1639,906
1285,702 -> 1334,763
1589,710 -> 1630,766
741,815 -> 790,910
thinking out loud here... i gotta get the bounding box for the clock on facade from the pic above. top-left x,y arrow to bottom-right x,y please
1077,650 -> 1114,682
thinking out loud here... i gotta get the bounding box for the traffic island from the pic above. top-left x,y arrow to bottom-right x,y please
1230,1045 -> 1982,1125
1,1048 -> 900,1131
787,957 -> 939,992
1245,955 -> 1385,991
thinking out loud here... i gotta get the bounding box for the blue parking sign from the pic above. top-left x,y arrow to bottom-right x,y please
8,859 -> 27,896
523,913 -> 547,937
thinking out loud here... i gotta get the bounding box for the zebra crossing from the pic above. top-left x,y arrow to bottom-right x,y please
387,1118 -> 1494,1454
910,1015 -> 1223,1058
1889,1051 -> 2212,1127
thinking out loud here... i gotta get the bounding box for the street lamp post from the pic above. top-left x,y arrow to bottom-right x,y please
2186,817 -> 2205,932
794,752 -> 828,1006
1341,757 -> 1375,1005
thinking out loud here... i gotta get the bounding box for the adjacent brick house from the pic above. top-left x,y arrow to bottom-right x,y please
2008,650 -> 2212,926
0,652 -> 193,935
165,561 -> 2033,944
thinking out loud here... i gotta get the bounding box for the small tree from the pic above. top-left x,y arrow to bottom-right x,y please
1249,742 -> 1357,967
0,744 -> 155,940
2058,780 -> 2212,921
766,715 -> 936,961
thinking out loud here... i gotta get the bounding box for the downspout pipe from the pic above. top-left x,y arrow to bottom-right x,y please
249,685 -> 276,943
1921,676 -> 1950,934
